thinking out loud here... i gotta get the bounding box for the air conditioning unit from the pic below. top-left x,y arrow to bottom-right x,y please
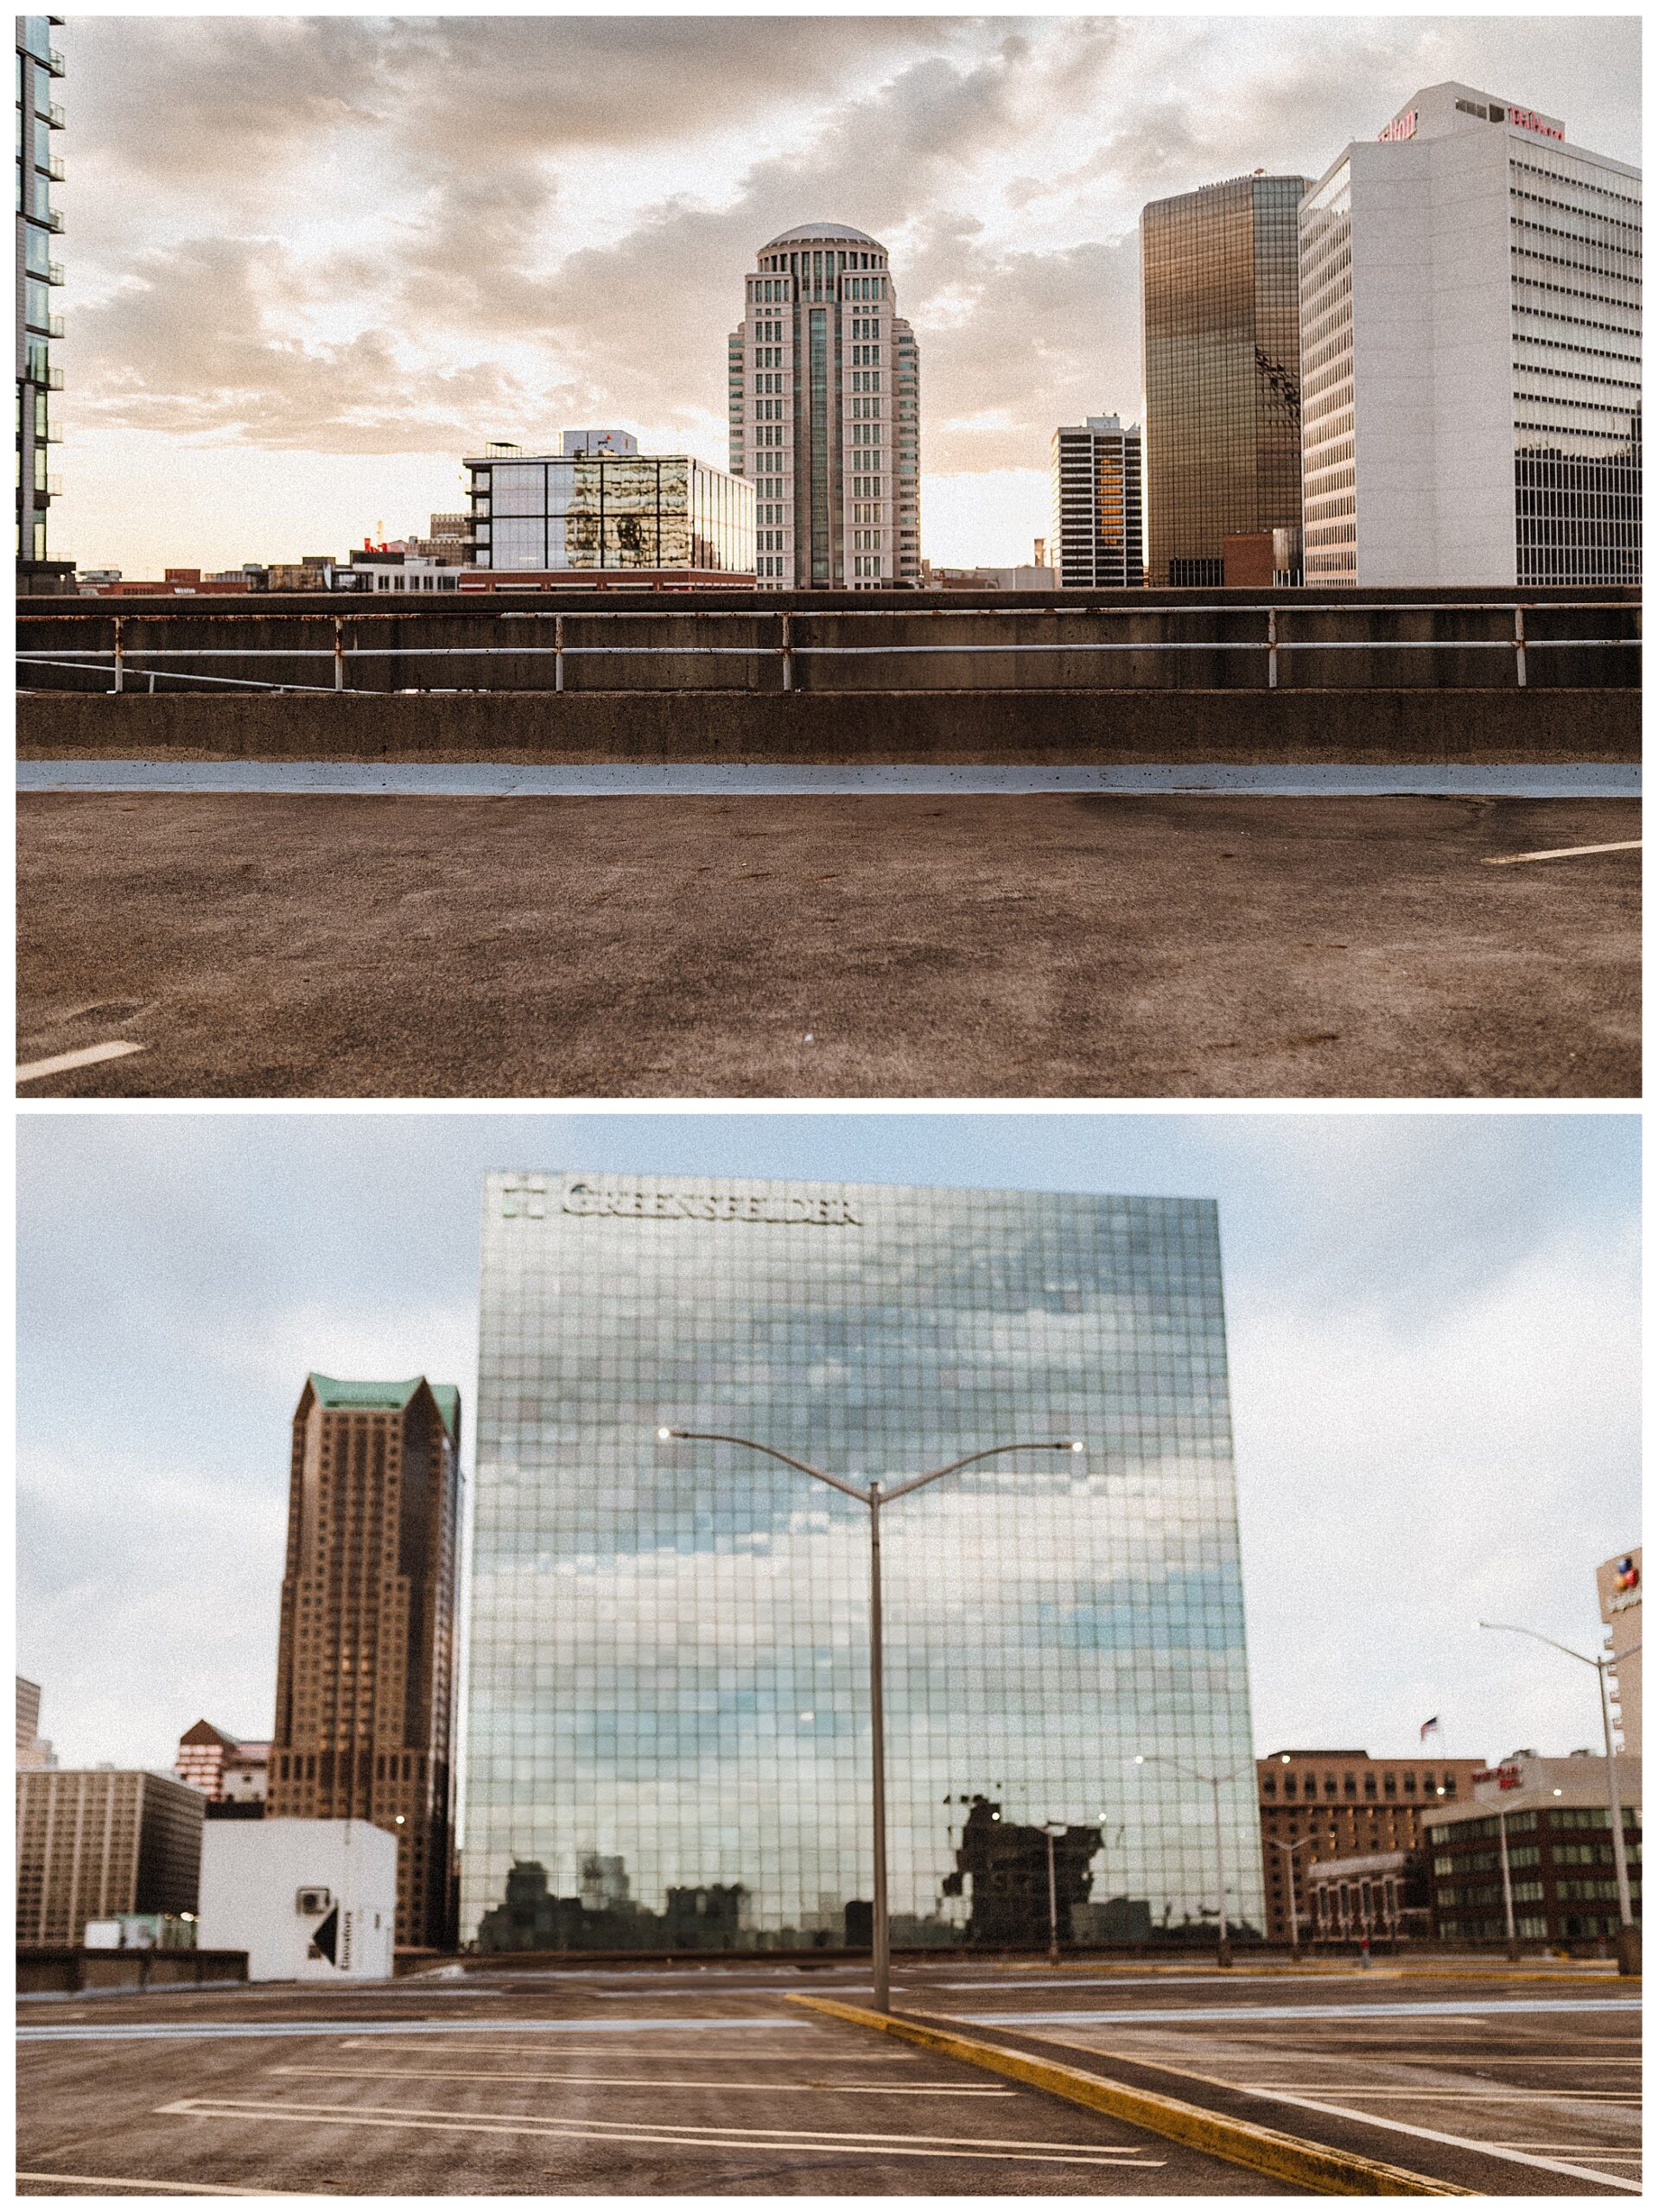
296,1886 -> 333,1916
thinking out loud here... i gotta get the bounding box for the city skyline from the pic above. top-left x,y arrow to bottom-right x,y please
17,1113 -> 1638,1790
49,14 -> 1641,575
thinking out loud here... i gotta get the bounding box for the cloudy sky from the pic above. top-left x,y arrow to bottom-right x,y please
17,1110 -> 1638,1786
54,10 -> 1640,574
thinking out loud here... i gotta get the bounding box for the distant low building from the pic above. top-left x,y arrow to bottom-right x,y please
1423,1748 -> 1642,1948
16,1768 -> 204,1945
1258,1749 -> 1488,1945
175,1720 -> 269,1817
1305,1848 -> 1432,1944
922,562 -> 1057,590
467,437 -> 754,583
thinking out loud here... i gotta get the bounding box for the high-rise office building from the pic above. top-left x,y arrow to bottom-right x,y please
16,1676 -> 55,1770
1598,1548 -> 1642,1751
1300,83 -> 1641,587
466,434 -> 753,580
728,223 -> 921,588
16,1769 -> 204,1945
16,15 -> 71,590
1050,416 -> 1145,588
462,1171 -> 1263,1952
267,1374 -> 463,1950
1140,173 -> 1308,587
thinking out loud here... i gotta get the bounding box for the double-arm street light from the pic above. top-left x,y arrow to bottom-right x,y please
1134,1751 -> 1246,1967
658,1427 -> 1083,2012
1271,1834 -> 1316,1961
1478,1618 -> 1642,1977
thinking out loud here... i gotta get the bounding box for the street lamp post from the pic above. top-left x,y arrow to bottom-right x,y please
1271,1834 -> 1315,1962
1041,1821 -> 1068,1967
659,1426 -> 1083,2013
1135,1752 -> 1243,1967
1478,1619 -> 1642,1978
1496,1807 -> 1520,1961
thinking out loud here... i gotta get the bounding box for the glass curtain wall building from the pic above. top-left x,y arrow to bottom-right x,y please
467,447 -> 754,576
16,14 -> 70,588
1140,175 -> 1307,588
728,223 -> 921,588
1300,83 -> 1640,587
462,1171 -> 1263,1954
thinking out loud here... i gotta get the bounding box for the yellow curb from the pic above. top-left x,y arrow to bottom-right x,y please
790,1994 -> 1471,2197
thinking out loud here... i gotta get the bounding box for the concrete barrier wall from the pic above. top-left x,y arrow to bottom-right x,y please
17,585 -> 1641,696
16,686 -> 1639,766
16,1947 -> 250,1992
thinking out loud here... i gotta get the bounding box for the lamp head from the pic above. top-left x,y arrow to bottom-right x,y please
657,1427 -> 675,1441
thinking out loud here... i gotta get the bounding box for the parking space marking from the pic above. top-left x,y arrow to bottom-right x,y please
1236,2088 -> 1641,2192
156,2095 -> 1164,2166
334,2037 -> 905,2059
1238,2087 -> 1637,2100
17,1040 -> 143,1085
962,1995 -> 1639,2026
271,2063 -> 1013,2096
16,2174 -> 317,2196
1485,838 -> 1642,865
21,2014 -> 810,2044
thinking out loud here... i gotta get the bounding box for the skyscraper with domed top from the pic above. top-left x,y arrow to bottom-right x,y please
728,222 -> 920,588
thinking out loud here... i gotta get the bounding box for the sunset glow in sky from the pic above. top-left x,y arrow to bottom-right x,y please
53,12 -> 1641,574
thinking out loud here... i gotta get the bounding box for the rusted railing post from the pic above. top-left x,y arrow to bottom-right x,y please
1267,606 -> 1279,690
1514,603 -> 1528,689
112,614 -> 124,696
555,613 -> 565,694
780,610 -> 793,693
334,618 -> 346,691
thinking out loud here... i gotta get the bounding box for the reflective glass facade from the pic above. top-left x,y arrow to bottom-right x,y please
469,453 -> 753,575
462,1171 -> 1263,1954
1140,175 -> 1307,588
16,14 -> 67,577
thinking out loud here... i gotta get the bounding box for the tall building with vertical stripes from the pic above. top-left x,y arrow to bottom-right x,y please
728,223 -> 921,588
268,1375 -> 463,1950
16,14 -> 71,589
1299,83 -> 1640,586
1050,416 -> 1145,588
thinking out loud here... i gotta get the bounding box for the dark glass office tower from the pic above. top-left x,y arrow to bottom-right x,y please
463,1171 -> 1264,1954
1140,175 -> 1307,587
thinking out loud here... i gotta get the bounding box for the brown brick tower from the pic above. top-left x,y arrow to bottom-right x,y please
269,1375 -> 462,1950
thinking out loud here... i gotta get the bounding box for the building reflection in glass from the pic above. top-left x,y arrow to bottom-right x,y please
1140,175 -> 1307,587
462,1173 -> 1265,1951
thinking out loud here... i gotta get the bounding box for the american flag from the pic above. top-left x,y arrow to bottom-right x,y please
1420,1716 -> 1443,1741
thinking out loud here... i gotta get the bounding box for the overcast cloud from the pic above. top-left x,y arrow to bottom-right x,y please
52,12 -> 1641,569
16,1112 -> 1637,1783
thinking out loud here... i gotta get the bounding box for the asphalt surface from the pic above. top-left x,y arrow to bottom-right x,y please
16,1964 -> 1301,2196
16,792 -> 1641,1097
912,1961 -> 1641,2196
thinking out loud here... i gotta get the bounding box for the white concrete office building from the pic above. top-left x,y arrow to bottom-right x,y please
1050,416 -> 1145,588
1299,82 -> 1641,587
728,223 -> 920,588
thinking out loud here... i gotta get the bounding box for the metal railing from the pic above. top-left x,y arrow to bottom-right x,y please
16,598 -> 1640,698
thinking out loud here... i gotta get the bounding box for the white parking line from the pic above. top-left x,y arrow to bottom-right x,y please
156,2095 -> 1161,2166
1240,2087 -> 1637,2100
1485,837 -> 1641,865
272,2063 -> 1012,2096
334,2039 -> 904,2059
1238,2088 -> 1641,2192
17,1039 -> 143,1084
17,2175 -> 317,2196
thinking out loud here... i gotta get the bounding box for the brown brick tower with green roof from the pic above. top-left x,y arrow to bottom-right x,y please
270,1374 -> 462,1950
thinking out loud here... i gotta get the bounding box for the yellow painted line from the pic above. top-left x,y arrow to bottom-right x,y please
155,2096 -> 1159,2166
788,1995 -> 1468,2196
271,2063 -> 1012,2096
18,2175 -> 321,2197
17,1039 -> 144,1084
1484,837 -> 1642,865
